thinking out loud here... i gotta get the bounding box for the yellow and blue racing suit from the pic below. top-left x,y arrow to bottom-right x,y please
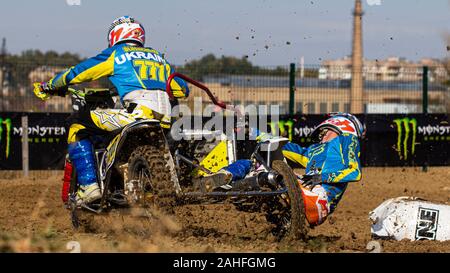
46,43 -> 189,143
282,133 -> 362,225
49,43 -> 189,101
45,43 -> 189,187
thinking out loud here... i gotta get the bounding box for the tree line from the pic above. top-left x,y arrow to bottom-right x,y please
175,53 -> 298,80
0,50 -> 82,87
0,50 -> 320,88
2,49 -> 447,87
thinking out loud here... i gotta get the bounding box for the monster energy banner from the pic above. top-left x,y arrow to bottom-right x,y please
274,114 -> 450,167
0,112 -> 449,170
0,112 -> 69,170
363,114 -> 450,166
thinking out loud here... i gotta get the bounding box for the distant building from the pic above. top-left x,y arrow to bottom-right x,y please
28,65 -> 66,83
319,57 -> 448,82
185,78 -> 448,115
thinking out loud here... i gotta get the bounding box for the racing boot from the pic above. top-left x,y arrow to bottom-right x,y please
76,184 -> 101,206
68,139 -> 102,206
194,171 -> 233,192
194,160 -> 252,192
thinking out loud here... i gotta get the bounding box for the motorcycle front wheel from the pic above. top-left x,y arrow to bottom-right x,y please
267,160 -> 309,241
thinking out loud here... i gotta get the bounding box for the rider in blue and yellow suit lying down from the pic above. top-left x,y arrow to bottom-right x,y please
202,113 -> 365,227
33,16 -> 189,205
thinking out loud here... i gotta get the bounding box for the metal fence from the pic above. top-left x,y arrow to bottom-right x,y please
180,64 -> 450,115
0,61 -> 449,114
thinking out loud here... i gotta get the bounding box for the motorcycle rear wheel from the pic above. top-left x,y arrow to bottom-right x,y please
127,144 -> 177,213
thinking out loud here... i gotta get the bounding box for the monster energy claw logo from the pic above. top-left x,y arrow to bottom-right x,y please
0,118 -> 12,159
393,118 -> 417,161
269,120 -> 294,141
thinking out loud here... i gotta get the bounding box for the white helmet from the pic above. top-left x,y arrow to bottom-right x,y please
310,113 -> 366,141
107,16 -> 145,48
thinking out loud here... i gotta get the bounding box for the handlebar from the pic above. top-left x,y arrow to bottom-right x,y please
166,73 -> 234,112
67,87 -> 114,97
67,87 -> 85,97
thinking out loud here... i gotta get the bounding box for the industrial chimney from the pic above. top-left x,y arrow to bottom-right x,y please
350,0 -> 364,113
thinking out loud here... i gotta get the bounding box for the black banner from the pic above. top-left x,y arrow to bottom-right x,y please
0,112 -> 68,170
275,114 -> 450,167
0,112 -> 449,170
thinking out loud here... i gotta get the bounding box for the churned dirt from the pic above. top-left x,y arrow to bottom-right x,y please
0,167 -> 449,253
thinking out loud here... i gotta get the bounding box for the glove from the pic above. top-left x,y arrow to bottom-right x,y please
256,132 -> 273,143
301,174 -> 322,188
33,82 -> 51,101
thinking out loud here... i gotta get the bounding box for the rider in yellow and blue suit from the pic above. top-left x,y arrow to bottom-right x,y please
204,113 -> 365,226
282,113 -> 364,225
33,16 -> 189,205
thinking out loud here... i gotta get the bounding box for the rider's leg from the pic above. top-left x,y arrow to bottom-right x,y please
67,115 -> 103,205
223,159 -> 252,181
196,160 -> 252,191
68,137 -> 101,204
300,185 -> 330,226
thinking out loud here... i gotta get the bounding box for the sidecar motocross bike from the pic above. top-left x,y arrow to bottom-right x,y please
62,73 -> 308,240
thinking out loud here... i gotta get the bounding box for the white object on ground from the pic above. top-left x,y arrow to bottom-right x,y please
369,197 -> 450,241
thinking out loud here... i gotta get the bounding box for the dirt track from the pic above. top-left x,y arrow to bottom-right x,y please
0,167 -> 449,253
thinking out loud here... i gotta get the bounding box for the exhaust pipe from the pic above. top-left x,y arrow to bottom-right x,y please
232,172 -> 282,191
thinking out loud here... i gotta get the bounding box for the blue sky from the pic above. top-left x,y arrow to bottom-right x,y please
0,0 -> 449,65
